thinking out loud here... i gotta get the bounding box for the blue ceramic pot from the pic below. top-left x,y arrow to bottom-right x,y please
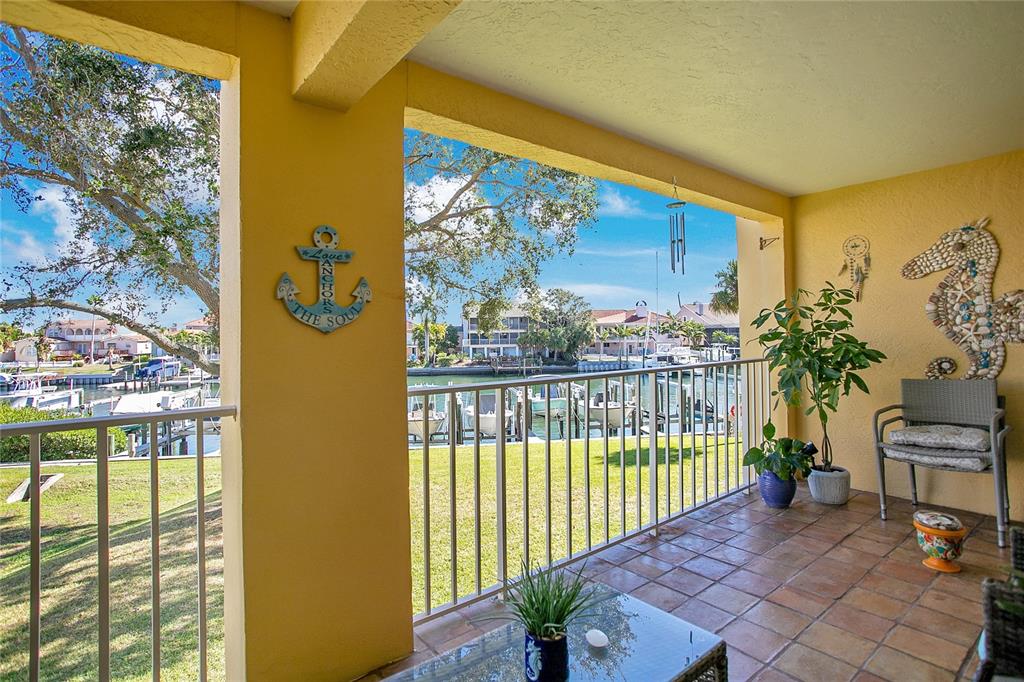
758,470 -> 797,509
525,633 -> 568,682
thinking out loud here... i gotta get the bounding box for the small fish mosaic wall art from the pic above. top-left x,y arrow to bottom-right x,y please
900,217 -> 1023,379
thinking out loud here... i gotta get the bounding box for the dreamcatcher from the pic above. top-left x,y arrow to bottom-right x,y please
838,235 -> 871,301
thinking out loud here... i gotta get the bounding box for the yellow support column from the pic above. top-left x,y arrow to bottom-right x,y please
221,10 -> 411,680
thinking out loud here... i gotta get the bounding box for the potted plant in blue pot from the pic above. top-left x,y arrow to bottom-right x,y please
750,283 -> 886,505
743,421 -> 815,509
500,562 -> 597,682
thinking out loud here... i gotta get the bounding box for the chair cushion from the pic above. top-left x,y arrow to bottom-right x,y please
881,443 -> 991,472
889,424 -> 990,452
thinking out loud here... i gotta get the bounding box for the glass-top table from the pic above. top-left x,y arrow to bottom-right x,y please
386,585 -> 727,681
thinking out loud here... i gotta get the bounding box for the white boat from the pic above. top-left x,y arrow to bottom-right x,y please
408,410 -> 445,442
528,377 -> 569,418
0,372 -> 83,411
668,347 -> 703,365
408,391 -> 447,442
579,380 -> 636,430
87,388 -> 205,417
463,391 -> 513,437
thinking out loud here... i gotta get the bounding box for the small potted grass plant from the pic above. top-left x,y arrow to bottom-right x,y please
501,562 -> 598,682
743,422 -> 815,509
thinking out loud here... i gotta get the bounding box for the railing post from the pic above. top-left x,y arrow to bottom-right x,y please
149,421 -> 161,681
98,428 -> 111,681
648,370 -> 658,534
449,390 -> 458,605
29,433 -> 41,682
473,390 -> 482,594
195,419 -> 208,682
422,400 -> 431,613
495,387 -> 507,594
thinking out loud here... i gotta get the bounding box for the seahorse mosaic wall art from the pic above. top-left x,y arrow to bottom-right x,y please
901,217 -> 1024,379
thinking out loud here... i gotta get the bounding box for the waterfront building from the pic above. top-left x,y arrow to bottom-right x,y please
461,305 -> 532,358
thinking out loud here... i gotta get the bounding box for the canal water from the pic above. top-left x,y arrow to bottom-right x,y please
70,369 -> 745,454
408,369 -> 745,442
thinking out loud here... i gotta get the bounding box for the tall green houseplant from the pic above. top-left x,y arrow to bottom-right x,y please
751,283 -> 886,502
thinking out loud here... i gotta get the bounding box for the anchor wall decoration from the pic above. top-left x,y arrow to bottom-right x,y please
275,225 -> 371,333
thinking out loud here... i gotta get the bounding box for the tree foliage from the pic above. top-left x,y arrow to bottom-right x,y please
0,322 -> 26,349
1,30 -> 598,370
711,330 -> 738,346
517,289 -> 594,362
412,321 -> 452,358
710,259 -> 739,314
0,402 -> 128,461
679,320 -> 707,347
751,282 -> 887,470
405,132 -> 597,333
0,25 -> 221,372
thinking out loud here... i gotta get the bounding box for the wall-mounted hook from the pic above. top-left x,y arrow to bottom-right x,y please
759,236 -> 780,250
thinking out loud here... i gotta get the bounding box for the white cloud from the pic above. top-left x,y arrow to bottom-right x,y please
598,186 -> 661,221
405,175 -> 486,225
0,223 -> 46,263
1,185 -> 91,267
31,185 -> 76,244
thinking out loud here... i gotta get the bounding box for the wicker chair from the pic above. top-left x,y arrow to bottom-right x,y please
974,527 -> 1024,681
873,379 -> 1012,547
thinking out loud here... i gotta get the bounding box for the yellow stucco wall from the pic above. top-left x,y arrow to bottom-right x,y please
792,151 -> 1023,520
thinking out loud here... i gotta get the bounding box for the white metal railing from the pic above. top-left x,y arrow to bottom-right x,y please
0,404 -> 237,682
408,357 -> 771,621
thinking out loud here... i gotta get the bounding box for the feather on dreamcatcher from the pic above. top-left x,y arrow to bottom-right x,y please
838,235 -> 871,301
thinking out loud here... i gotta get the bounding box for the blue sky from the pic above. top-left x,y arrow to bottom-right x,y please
2,143 -> 735,330
535,181 -> 735,318
421,176 -> 737,323
405,132 -> 737,324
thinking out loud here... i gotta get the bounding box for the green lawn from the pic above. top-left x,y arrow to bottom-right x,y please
0,430 -> 746,679
1,459 -> 222,682
410,432 -> 744,612
53,363 -> 130,376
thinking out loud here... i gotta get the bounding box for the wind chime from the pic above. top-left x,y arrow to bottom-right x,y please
667,181 -> 686,275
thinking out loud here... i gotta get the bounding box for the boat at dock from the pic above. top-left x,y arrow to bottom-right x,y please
463,390 -> 514,438
0,372 -> 84,411
528,376 -> 570,419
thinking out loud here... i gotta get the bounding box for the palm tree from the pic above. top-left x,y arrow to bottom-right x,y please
610,324 -> 631,363
710,259 -> 738,314
660,311 -> 686,347
680,320 -> 707,348
595,327 -> 611,360
87,294 -> 102,362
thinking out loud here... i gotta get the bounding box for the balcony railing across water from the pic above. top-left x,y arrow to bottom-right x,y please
408,357 -> 771,621
0,405 -> 237,682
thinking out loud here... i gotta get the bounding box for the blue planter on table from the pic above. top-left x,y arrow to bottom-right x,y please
758,471 -> 797,508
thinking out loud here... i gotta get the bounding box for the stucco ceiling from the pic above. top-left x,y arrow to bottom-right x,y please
409,1 -> 1024,196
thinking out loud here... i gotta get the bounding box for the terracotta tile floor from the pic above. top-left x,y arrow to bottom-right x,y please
365,486 -> 1017,681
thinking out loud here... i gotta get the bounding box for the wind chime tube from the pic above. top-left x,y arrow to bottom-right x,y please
679,209 -> 686,275
668,214 -> 676,273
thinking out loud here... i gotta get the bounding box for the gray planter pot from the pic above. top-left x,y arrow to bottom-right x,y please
808,466 -> 851,505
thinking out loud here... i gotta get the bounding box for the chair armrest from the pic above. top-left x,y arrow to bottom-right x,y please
873,404 -> 904,444
990,408 -> 1006,439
